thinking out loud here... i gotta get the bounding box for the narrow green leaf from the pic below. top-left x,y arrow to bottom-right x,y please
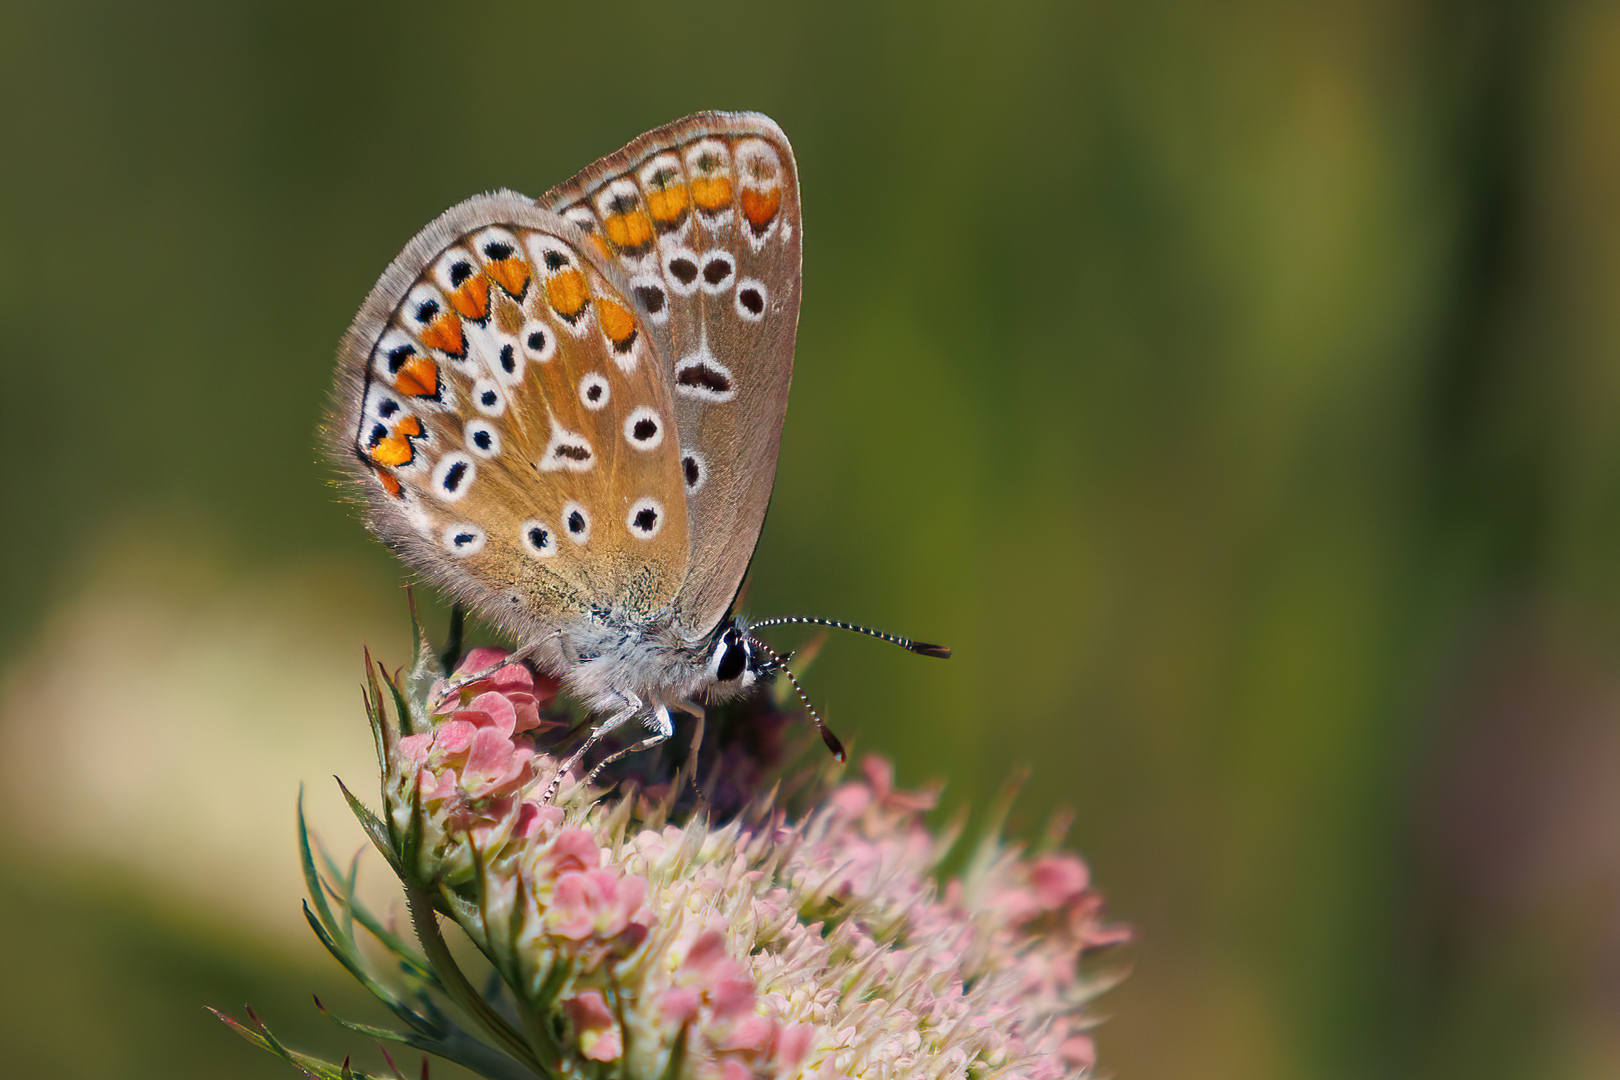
300,790 -> 343,938
338,777 -> 403,877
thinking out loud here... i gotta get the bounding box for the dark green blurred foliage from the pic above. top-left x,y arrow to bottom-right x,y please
4,1 -> 1620,1077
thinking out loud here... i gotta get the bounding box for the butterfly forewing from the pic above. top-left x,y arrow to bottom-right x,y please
332,193 -> 689,641
542,112 -> 802,639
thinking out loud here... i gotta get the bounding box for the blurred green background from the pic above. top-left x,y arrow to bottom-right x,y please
4,0 -> 1620,1076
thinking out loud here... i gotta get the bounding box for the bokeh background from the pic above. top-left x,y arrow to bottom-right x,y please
4,1 -> 1620,1077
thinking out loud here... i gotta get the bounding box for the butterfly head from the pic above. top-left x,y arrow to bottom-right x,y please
704,619 -> 781,691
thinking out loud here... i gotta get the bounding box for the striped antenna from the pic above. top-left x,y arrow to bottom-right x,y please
748,616 -> 951,658
745,635 -> 846,762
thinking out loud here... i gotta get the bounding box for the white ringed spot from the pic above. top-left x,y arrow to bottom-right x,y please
626,497 -> 664,539
471,378 -> 506,416
442,522 -> 486,556
519,519 -> 557,558
623,407 -> 664,450
735,279 -> 768,322
680,450 -> 707,493
562,502 -> 591,544
696,249 -> 735,294
431,453 -> 476,502
662,247 -> 702,296
579,372 -> 611,411
520,320 -> 557,363
482,328 -> 524,385
464,419 -> 500,459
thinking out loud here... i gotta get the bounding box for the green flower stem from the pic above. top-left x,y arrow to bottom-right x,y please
403,878 -> 556,1078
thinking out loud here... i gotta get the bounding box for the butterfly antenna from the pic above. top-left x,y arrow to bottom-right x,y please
746,635 -> 846,763
748,617 -> 951,658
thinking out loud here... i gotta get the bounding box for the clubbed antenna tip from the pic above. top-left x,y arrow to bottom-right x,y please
746,635 -> 846,763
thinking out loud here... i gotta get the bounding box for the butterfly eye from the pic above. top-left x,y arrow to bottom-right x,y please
625,497 -> 663,539
431,453 -> 476,502
623,407 -> 663,451
441,522 -> 486,556
562,502 -> 591,544
519,519 -> 557,558
464,420 -> 500,459
710,628 -> 749,682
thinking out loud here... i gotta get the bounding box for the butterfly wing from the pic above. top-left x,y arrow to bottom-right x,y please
329,192 -> 690,647
541,112 -> 802,639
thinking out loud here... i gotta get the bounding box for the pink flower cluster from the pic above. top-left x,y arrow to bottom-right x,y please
390,649 -> 556,859
751,757 -> 1129,1078
377,647 -> 1125,1079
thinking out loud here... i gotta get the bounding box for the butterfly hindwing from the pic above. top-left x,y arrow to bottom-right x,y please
541,112 -> 802,639
331,192 -> 689,644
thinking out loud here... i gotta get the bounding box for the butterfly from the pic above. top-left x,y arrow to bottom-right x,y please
328,112 -> 946,784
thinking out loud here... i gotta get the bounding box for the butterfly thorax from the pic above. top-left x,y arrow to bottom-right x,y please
546,611 -> 710,713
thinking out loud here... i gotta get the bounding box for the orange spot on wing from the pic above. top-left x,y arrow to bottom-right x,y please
487,257 -> 531,298
589,234 -> 612,260
367,414 -> 424,467
393,357 -> 440,398
690,175 -> 733,212
597,297 -> 637,348
448,275 -> 490,320
546,269 -> 589,319
419,313 -> 465,356
645,184 -> 690,228
603,210 -> 654,252
369,435 -> 412,467
376,469 -> 402,497
741,188 -> 781,232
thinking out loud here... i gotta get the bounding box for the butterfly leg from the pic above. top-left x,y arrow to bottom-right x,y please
671,700 -> 707,798
584,706 -> 675,788
540,692 -> 642,804
434,632 -> 560,708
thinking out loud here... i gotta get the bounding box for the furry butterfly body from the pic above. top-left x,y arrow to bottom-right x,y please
330,112 -> 940,769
